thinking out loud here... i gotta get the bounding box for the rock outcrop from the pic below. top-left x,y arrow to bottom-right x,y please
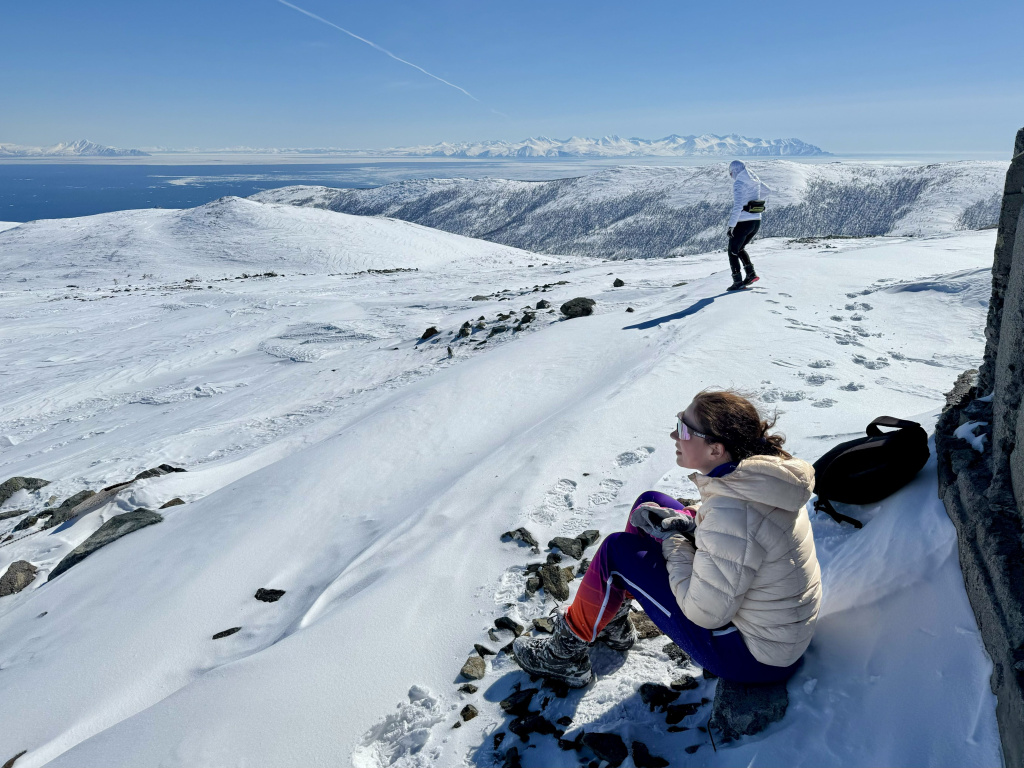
0,561 -> 37,597
48,509 -> 163,581
935,127 -> 1024,765
0,477 -> 49,506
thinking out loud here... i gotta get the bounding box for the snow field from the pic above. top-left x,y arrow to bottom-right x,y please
0,201 -> 1002,767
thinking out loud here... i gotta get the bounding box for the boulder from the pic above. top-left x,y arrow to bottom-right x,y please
461,704 -> 479,721
0,477 -> 49,506
671,674 -> 700,691
561,566 -> 576,583
58,490 -> 96,509
508,714 -> 558,742
626,307 -> 635,313
0,561 -> 38,597
255,588 -> 286,602
631,611 -> 663,639
576,529 -> 601,548
494,617 -> 525,636
538,563 -> 570,601
501,747 -> 521,768
460,656 -> 486,680
710,678 -> 789,741
535,300 -> 551,310
474,644 -> 496,657
631,741 -> 669,768
665,702 -> 701,725
525,576 -> 541,596
133,464 -> 186,481
545,552 -> 562,564
471,295 -> 488,301
11,515 -> 39,532
500,687 -> 538,716
548,536 -> 583,559
560,297 -> 596,319
160,498 -> 185,509
581,732 -> 628,767
420,326 -> 440,340
458,683 -> 478,694
638,683 -> 681,711
488,325 -> 508,337
663,641 -> 691,665
500,527 -> 539,550
613,278 -> 625,287
48,508 -> 164,581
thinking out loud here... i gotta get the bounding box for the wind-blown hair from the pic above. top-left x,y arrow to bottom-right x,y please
691,389 -> 792,462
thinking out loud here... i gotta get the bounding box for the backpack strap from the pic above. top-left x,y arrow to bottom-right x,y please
813,497 -> 864,529
866,416 -> 921,436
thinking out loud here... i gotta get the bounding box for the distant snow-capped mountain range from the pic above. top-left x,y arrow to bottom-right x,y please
0,139 -> 149,157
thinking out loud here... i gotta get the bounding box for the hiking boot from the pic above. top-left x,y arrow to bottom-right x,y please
742,271 -> 759,286
726,272 -> 746,291
596,601 -> 638,652
512,613 -> 592,688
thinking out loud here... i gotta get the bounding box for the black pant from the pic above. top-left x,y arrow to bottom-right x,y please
728,219 -> 760,276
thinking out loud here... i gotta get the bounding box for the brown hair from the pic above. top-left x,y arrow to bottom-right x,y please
690,389 -> 792,462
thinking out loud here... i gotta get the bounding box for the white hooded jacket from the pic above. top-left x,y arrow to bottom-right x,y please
728,160 -> 769,228
661,454 -> 822,667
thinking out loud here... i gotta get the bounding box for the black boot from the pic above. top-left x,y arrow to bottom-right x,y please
512,613 -> 592,688
726,271 -> 745,291
596,601 -> 638,652
740,252 -> 758,286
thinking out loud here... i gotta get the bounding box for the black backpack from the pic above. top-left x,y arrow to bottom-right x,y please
812,416 -> 931,529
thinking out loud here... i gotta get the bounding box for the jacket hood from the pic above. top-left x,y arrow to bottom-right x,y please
692,454 -> 815,512
729,160 -> 747,179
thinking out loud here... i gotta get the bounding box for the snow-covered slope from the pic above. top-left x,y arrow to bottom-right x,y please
254,161 -> 1005,259
0,139 -> 149,157
0,201 -> 1001,767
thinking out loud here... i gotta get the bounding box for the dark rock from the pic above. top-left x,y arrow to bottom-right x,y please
461,704 -> 479,721
532,616 -> 555,633
577,558 -> 590,576
667,725 -> 689,733
452,720 -> 461,728
710,678 -> 788,741
458,683 -> 478,694
500,688 -> 538,716
631,740 -> 669,768
638,683 -> 681,711
561,566 -> 576,583
665,702 -> 701,725
543,678 -> 571,697
11,515 -> 38,532
581,732 -> 628,767
557,734 -> 583,751
663,641 -> 691,665
508,714 -> 557,742
0,561 -> 38,597
626,307 -> 635,313
525,576 -> 541,596
676,497 -> 700,507
702,668 -> 718,680
495,616 -> 525,636
44,484 -> 128,530
58,490 -> 96,509
545,552 -> 562,564
536,300 -> 551,309
493,732 -> 505,749
500,527 -> 539,550
475,644 -> 496,657
160,498 -> 185,509
488,325 -> 508,337
632,611 -> 663,639
685,744 -> 700,754
212,627 -> 241,639
460,656 -> 487,680
560,297 -> 596,319
671,674 -> 700,691
421,326 -> 440,340
0,477 -> 49,506
501,641 -> 515,655
2,751 -> 28,768
501,746 -> 521,768
576,529 -> 601,548
48,508 -> 163,581
255,588 -> 286,603
613,278 -> 625,287
556,715 -> 573,727
471,295 -> 488,301
538,563 -> 570,601
548,536 -> 583,559
132,464 -> 186,481
525,562 -> 542,573
0,509 -> 29,521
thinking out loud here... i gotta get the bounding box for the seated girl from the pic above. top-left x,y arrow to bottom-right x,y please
513,390 -> 821,687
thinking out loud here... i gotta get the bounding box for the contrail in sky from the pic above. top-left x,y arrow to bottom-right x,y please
276,0 -> 481,103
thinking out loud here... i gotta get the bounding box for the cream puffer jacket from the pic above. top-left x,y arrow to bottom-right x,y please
662,454 -> 821,667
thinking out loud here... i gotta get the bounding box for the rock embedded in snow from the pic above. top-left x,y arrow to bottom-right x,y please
663,641 -> 691,665
159,498 -> 185,509
3,750 -> 28,768
535,299 -> 551,309
254,588 -> 285,603
48,509 -> 163,581
581,732 -> 629,767
0,561 -> 38,597
626,307 -> 634,312
11,515 -> 39,532
561,566 -> 576,583
548,536 -> 583,559
613,278 -> 625,287
525,576 -> 541,596
532,617 -> 554,634
545,552 -> 562,564
638,683 -> 681,711
132,464 -> 186,481
59,490 -> 96,509
459,656 -> 486,680
631,611 -> 663,639
500,688 -> 538,716
500,527 -> 539,551
539,563 -> 570,601
458,683 -> 478,694
631,740 -> 670,768
212,627 -> 241,640
508,713 -> 558,742
501,747 -> 521,768
460,704 -> 478,721
577,557 -> 590,576
710,677 -> 788,741
665,702 -> 701,724
474,643 -> 496,657
420,326 -> 440,340
560,297 -> 596,319
671,674 -> 700,691
577,529 -> 600,549
0,509 -> 29,521
494,616 -> 525,636
0,476 -> 49,506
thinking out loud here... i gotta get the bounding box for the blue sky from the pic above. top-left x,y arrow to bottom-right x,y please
2,0 -> 1021,153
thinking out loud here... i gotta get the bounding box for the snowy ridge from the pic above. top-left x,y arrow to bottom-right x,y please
0,199 -> 1001,767
0,139 -> 149,158
253,160 -> 1006,259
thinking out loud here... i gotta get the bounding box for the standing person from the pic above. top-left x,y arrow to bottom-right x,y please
513,390 -> 821,688
726,160 -> 768,291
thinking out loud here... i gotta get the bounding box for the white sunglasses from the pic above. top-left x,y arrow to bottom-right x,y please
678,414 -> 716,442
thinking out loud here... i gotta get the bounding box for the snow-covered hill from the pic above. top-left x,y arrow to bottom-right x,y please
0,139 -> 149,158
253,161 -> 1005,259
0,200 -> 1001,767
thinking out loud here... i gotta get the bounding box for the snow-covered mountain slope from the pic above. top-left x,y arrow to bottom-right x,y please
0,201 -> 1001,767
0,139 -> 149,158
254,161 -> 1005,259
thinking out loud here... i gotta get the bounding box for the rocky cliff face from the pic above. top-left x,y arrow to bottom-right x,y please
936,127 -> 1024,766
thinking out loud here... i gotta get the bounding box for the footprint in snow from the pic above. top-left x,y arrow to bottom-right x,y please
813,398 -> 837,408
840,382 -> 867,391
588,478 -> 624,507
531,479 -> 577,524
352,686 -> 444,768
808,360 -> 835,369
614,447 -> 655,468
852,354 -> 890,370
844,302 -> 873,311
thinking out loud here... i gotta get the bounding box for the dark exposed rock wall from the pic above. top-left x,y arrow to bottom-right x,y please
936,127 -> 1024,766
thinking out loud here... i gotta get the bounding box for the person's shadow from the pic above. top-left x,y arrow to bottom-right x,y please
623,290 -> 746,331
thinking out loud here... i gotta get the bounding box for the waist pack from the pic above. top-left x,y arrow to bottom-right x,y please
743,200 -> 766,213
812,416 -> 930,528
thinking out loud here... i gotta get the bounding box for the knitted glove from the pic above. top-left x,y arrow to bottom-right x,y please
630,502 -> 696,539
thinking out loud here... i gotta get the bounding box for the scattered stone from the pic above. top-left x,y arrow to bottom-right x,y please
576,529 -> 601,548
0,561 -> 38,597
556,715 -> 573,727
2,751 -> 28,768
2,535 -> 11,542
459,683 -> 478,694
631,611 -> 663,639
539,563 -> 570,601
560,297 -> 596,319
471,295 -> 488,301
613,278 -> 625,287
501,746 -> 522,768
500,527 -> 540,551
508,714 -> 558,742
532,616 -> 555,633
488,325 -> 508,337
501,641 -> 515,655
710,677 -> 789,741
561,566 -> 576,583
671,674 -> 700,691
665,702 -> 701,725
255,588 -> 286,603
132,464 -> 186,481
638,683 -> 681,711
536,299 -> 551,309
59,490 -> 96,509
545,552 -> 562,564
548,536 -> 583,559
493,732 -> 505,750
0,477 -> 49,506
160,498 -> 185,509
631,740 -> 669,768
460,656 -> 487,680
488,629 -> 503,642
11,515 -> 39,532
626,307 -> 635,313
685,744 -> 700,754
557,734 -> 583,751
452,720 -> 462,728
48,509 -> 164,581
663,641 -> 691,665
0,509 -> 29,521
500,688 -> 538,716
461,704 -> 479,722
495,617 -> 526,636
667,725 -> 689,733
212,627 -> 241,639
421,326 -> 440,340
475,643 -> 496,657
525,576 -> 541,596
525,562 -> 542,573
581,732 -> 628,767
